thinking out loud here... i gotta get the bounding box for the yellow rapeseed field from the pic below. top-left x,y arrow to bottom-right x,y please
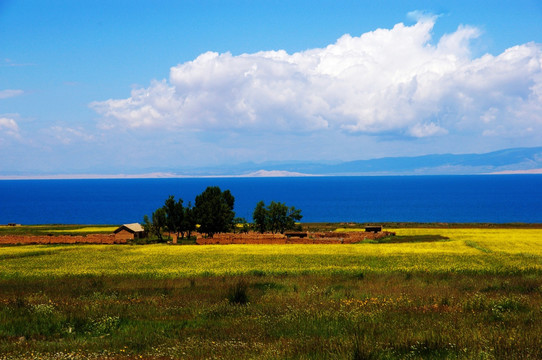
389,227 -> 542,254
47,226 -> 118,233
1,228 -> 541,278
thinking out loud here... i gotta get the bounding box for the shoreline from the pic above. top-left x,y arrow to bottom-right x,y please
2,172 -> 542,180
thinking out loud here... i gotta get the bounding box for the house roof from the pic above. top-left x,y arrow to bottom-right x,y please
114,223 -> 144,234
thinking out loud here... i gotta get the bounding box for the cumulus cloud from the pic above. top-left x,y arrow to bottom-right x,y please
0,89 -> 23,99
0,117 -> 20,138
91,17 -> 542,139
408,122 -> 449,138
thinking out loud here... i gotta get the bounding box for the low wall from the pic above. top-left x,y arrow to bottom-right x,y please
0,234 -> 123,245
196,231 -> 394,245
310,231 -> 394,243
196,233 -> 286,245
0,231 -> 394,245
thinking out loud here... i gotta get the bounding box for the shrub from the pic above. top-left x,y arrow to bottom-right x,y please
227,279 -> 249,305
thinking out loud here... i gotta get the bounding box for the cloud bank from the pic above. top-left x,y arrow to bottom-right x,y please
91,17 -> 542,140
0,89 -> 23,99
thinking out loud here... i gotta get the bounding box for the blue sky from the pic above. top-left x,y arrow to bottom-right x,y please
1,0 -> 542,175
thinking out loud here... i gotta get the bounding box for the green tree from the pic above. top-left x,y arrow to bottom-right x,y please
143,207 -> 167,241
252,200 -> 268,233
163,195 -> 183,239
267,201 -> 302,234
194,186 -> 236,237
142,214 -> 152,237
153,207 -> 167,241
252,200 -> 303,234
182,201 -> 197,239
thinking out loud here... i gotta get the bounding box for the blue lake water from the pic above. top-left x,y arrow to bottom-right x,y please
0,175 -> 541,224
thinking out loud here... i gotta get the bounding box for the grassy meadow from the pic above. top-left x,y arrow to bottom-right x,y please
1,227 -> 542,359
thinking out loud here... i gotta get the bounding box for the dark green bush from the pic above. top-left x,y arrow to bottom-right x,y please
227,279 -> 249,305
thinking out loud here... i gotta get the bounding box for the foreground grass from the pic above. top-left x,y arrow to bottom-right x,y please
1,228 -> 542,359
1,273 -> 542,359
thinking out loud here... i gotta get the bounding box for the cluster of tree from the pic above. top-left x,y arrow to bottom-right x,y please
252,201 -> 302,234
143,186 -> 235,240
143,196 -> 197,242
144,186 -> 302,240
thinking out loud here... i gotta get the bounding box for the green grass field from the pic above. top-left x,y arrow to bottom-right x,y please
1,227 -> 542,359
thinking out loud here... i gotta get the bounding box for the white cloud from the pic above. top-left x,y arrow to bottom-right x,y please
408,122 -> 448,138
91,17 -> 542,140
0,117 -> 20,138
0,89 -> 23,99
48,126 -> 95,145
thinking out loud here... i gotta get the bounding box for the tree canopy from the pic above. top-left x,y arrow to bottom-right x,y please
163,195 -> 183,237
252,201 -> 267,233
194,186 -> 236,237
143,195 -> 195,241
143,207 -> 167,241
252,200 -> 302,234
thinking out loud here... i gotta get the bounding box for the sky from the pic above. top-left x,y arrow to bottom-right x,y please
1,0 -> 542,176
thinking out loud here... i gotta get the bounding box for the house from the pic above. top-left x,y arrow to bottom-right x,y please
365,225 -> 382,233
284,231 -> 308,238
114,223 -> 145,241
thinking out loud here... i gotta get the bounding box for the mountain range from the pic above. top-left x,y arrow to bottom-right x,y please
2,147 -> 542,179
188,147 -> 542,176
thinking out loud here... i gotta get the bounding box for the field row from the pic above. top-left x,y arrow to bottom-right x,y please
1,228 -> 541,278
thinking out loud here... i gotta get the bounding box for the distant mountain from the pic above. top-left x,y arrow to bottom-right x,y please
2,147 -> 541,179
193,147 -> 542,176
317,147 -> 542,175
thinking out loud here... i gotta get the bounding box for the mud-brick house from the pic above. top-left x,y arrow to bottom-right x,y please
114,223 -> 145,241
365,225 -> 382,233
